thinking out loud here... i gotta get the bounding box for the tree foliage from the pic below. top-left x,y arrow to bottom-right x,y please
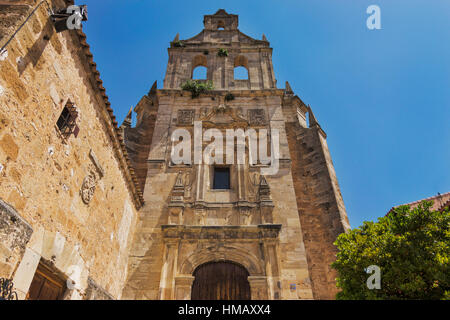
332,201 -> 450,300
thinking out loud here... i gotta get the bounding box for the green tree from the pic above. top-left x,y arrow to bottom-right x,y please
332,201 -> 450,300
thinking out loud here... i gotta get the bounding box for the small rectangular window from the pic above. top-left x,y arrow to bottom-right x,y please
213,166 -> 230,189
57,101 -> 78,139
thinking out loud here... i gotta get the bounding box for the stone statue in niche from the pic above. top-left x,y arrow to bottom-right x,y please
241,209 -> 252,226
195,209 -> 207,226
81,171 -> 97,204
168,208 -> 183,225
225,210 -> 233,225
175,171 -> 184,187
184,171 -> 192,198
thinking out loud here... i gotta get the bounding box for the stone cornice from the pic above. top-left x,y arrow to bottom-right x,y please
157,88 -> 285,98
161,224 -> 282,240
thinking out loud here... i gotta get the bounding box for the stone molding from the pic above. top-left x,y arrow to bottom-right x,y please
84,277 -> 114,300
161,224 -> 281,240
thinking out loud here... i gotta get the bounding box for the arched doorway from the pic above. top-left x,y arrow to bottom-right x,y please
191,261 -> 251,300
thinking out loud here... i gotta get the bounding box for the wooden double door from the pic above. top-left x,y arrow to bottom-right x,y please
27,263 -> 66,300
191,261 -> 251,300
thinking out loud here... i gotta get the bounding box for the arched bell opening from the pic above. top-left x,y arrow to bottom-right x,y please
191,55 -> 208,80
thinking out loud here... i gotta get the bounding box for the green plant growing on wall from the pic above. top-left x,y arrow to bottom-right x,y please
225,93 -> 235,101
172,40 -> 184,48
217,48 -> 228,57
181,80 -> 214,98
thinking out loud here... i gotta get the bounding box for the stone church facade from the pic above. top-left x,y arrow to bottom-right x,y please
122,10 -> 350,300
0,2 -> 349,300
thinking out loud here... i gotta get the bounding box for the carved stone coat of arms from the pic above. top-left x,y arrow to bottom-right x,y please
80,172 -> 97,204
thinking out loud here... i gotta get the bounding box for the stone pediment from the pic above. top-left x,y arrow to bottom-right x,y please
182,30 -> 205,44
181,30 -> 267,46
200,105 -> 249,129
237,31 -> 262,44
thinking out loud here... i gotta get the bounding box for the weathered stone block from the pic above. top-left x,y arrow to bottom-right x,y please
0,199 -> 33,278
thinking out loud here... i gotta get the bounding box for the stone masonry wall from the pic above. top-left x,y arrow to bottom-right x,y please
0,0 -> 140,299
0,198 -> 33,278
286,119 -> 350,299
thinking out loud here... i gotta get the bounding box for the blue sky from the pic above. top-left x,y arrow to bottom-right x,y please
81,0 -> 450,227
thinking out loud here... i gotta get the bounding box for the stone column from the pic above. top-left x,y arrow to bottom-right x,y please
248,276 -> 268,299
263,239 -> 281,299
159,239 -> 179,299
174,275 -> 195,300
